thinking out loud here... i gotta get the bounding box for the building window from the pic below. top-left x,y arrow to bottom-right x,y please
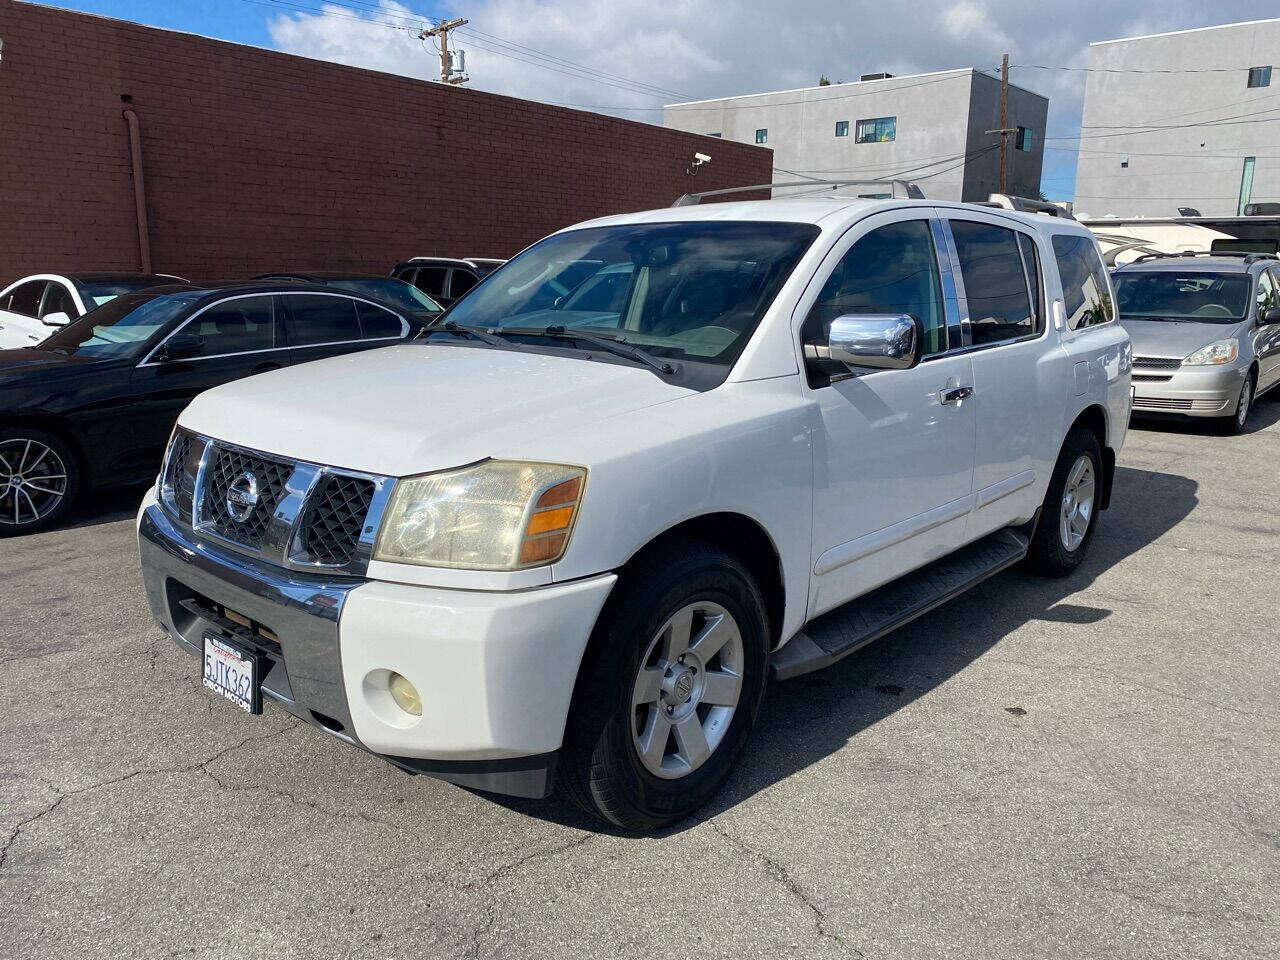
755,128 -> 768,144
707,132 -> 722,138
855,116 -> 896,143
834,120 -> 849,138
1239,156 -> 1256,215
1016,126 -> 1033,151
1247,66 -> 1272,88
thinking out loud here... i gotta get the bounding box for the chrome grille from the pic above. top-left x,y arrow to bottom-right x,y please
201,447 -> 293,548
1133,356 -> 1182,369
164,432 -> 198,520
1133,396 -> 1192,410
297,474 -> 376,566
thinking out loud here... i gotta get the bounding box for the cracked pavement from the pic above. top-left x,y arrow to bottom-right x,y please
3,408 -> 1280,959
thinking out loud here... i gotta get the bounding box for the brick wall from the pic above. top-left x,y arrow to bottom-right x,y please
0,0 -> 772,282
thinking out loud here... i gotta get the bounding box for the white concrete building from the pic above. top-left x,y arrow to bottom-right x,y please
663,69 -> 1047,202
1074,19 -> 1280,218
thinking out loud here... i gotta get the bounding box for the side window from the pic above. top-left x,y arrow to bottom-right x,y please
393,267 -> 416,283
354,300 -> 405,340
5,280 -> 48,317
189,296 -> 276,357
1017,233 -> 1045,335
284,295 -> 363,346
802,218 -> 947,381
1051,234 -> 1114,330
413,267 -> 448,298
1256,269 -> 1278,313
449,269 -> 479,299
40,283 -> 79,320
949,220 -> 1035,346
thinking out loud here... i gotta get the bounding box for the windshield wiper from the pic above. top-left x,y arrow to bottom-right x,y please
526,325 -> 675,375
419,319 -> 506,346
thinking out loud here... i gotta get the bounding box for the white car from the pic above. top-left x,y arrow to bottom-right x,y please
0,272 -> 185,348
137,196 -> 1130,830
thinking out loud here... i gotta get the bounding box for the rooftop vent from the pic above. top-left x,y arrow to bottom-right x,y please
859,72 -> 894,81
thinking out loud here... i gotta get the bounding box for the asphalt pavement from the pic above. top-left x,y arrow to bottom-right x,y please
2,405 -> 1278,959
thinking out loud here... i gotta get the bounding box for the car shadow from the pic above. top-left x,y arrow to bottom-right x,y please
1130,391 -> 1280,436
62,484 -> 150,531
490,464 -> 1200,835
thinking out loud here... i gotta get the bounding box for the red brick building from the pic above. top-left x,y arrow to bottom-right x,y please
0,0 -> 771,282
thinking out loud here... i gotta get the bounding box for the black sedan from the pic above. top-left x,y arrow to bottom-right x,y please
0,280 -> 423,535
253,272 -> 444,324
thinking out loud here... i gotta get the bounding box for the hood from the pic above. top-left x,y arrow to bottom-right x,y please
0,348 -> 102,377
1119,317 -> 1248,360
180,343 -> 696,476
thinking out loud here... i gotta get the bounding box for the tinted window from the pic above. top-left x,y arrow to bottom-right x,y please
413,267 -> 448,297
803,219 -> 947,367
78,279 -> 171,307
284,295 -> 362,345
1052,234 -> 1114,329
189,296 -> 276,356
43,290 -> 203,358
1018,233 -> 1044,334
1113,271 -> 1249,323
5,280 -> 47,317
449,269 -> 479,299
1257,269 -> 1278,313
393,267 -> 416,282
950,220 -> 1034,345
40,283 -> 79,320
355,300 -> 404,339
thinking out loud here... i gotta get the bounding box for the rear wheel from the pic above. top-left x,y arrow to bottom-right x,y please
1027,428 -> 1102,578
0,429 -> 80,536
1215,375 -> 1253,435
558,539 -> 769,831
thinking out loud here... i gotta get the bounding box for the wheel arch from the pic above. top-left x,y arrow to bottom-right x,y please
0,414 -> 88,481
1066,403 -> 1114,510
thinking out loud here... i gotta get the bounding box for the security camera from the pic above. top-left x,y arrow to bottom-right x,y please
693,152 -> 711,164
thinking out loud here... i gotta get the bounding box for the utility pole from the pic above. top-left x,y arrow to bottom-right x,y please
985,53 -> 1016,194
420,18 -> 469,84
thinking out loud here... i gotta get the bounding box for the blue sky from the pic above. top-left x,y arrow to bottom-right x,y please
30,0 -> 1280,202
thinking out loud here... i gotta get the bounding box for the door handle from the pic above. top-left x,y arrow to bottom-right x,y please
940,385 -> 974,405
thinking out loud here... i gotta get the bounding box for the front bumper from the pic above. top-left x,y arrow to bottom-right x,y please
1131,363 -> 1246,418
138,497 -> 616,798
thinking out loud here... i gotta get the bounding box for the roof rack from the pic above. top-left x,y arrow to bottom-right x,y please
1130,250 -> 1279,265
672,178 -> 925,207
984,194 -> 1075,220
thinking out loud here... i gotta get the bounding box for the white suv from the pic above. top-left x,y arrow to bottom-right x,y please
137,196 -> 1131,830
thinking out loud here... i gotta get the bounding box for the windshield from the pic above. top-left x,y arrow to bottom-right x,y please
1113,271 -> 1251,322
41,290 -> 202,357
441,221 -> 818,367
77,279 -> 171,308
330,278 -> 441,314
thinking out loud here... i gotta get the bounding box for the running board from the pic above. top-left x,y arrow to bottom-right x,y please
771,527 -> 1030,681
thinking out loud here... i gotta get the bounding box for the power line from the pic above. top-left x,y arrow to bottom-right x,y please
1013,63 -> 1269,75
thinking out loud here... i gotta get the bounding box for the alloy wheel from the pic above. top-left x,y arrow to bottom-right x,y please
1058,454 -> 1095,552
0,439 -> 69,528
630,600 -> 745,780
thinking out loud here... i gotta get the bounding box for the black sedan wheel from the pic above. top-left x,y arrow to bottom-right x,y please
0,429 -> 79,535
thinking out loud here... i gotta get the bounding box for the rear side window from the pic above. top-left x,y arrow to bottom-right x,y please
5,280 -> 48,317
393,267 -> 416,282
413,267 -> 448,297
1052,234 -> 1114,329
449,269 -> 479,299
40,282 -> 79,320
284,295 -> 362,345
948,220 -> 1035,346
189,296 -> 276,356
1256,269 -> 1278,313
354,300 -> 404,339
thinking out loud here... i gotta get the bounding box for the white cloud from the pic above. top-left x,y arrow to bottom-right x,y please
265,0 -> 1280,197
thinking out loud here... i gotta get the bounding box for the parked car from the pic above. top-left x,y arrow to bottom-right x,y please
0,280 -> 419,535
138,197 -> 1130,830
0,272 -> 187,349
252,272 -> 443,325
389,256 -> 503,306
1112,251 -> 1280,433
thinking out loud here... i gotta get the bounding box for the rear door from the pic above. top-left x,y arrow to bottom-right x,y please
128,294 -> 286,473
1256,267 -> 1280,390
942,211 -> 1068,538
280,293 -> 405,366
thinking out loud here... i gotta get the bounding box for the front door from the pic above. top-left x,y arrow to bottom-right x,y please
1256,268 -> 1280,390
801,210 -> 977,618
127,294 -> 287,477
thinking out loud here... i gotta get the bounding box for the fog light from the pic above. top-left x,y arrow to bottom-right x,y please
388,672 -> 422,716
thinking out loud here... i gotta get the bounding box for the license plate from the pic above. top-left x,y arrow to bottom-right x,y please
203,634 -> 262,714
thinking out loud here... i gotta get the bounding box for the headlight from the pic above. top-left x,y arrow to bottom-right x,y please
1183,340 -> 1238,366
374,460 -> 586,570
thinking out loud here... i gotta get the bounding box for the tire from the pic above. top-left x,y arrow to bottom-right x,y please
1214,374 -> 1254,435
558,538 -> 770,831
1026,428 -> 1103,578
0,427 -> 80,536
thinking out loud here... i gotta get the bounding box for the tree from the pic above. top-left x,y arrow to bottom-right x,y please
818,75 -> 831,86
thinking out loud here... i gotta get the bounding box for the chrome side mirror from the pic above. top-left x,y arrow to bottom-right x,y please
828,314 -> 921,370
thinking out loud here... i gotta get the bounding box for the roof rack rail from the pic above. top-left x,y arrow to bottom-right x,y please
672,178 -> 925,207
1130,250 -> 1280,264
985,194 -> 1075,220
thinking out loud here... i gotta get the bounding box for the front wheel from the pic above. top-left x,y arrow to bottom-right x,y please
558,539 -> 769,831
0,428 -> 80,536
1026,428 -> 1102,578
1215,375 -> 1253,435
